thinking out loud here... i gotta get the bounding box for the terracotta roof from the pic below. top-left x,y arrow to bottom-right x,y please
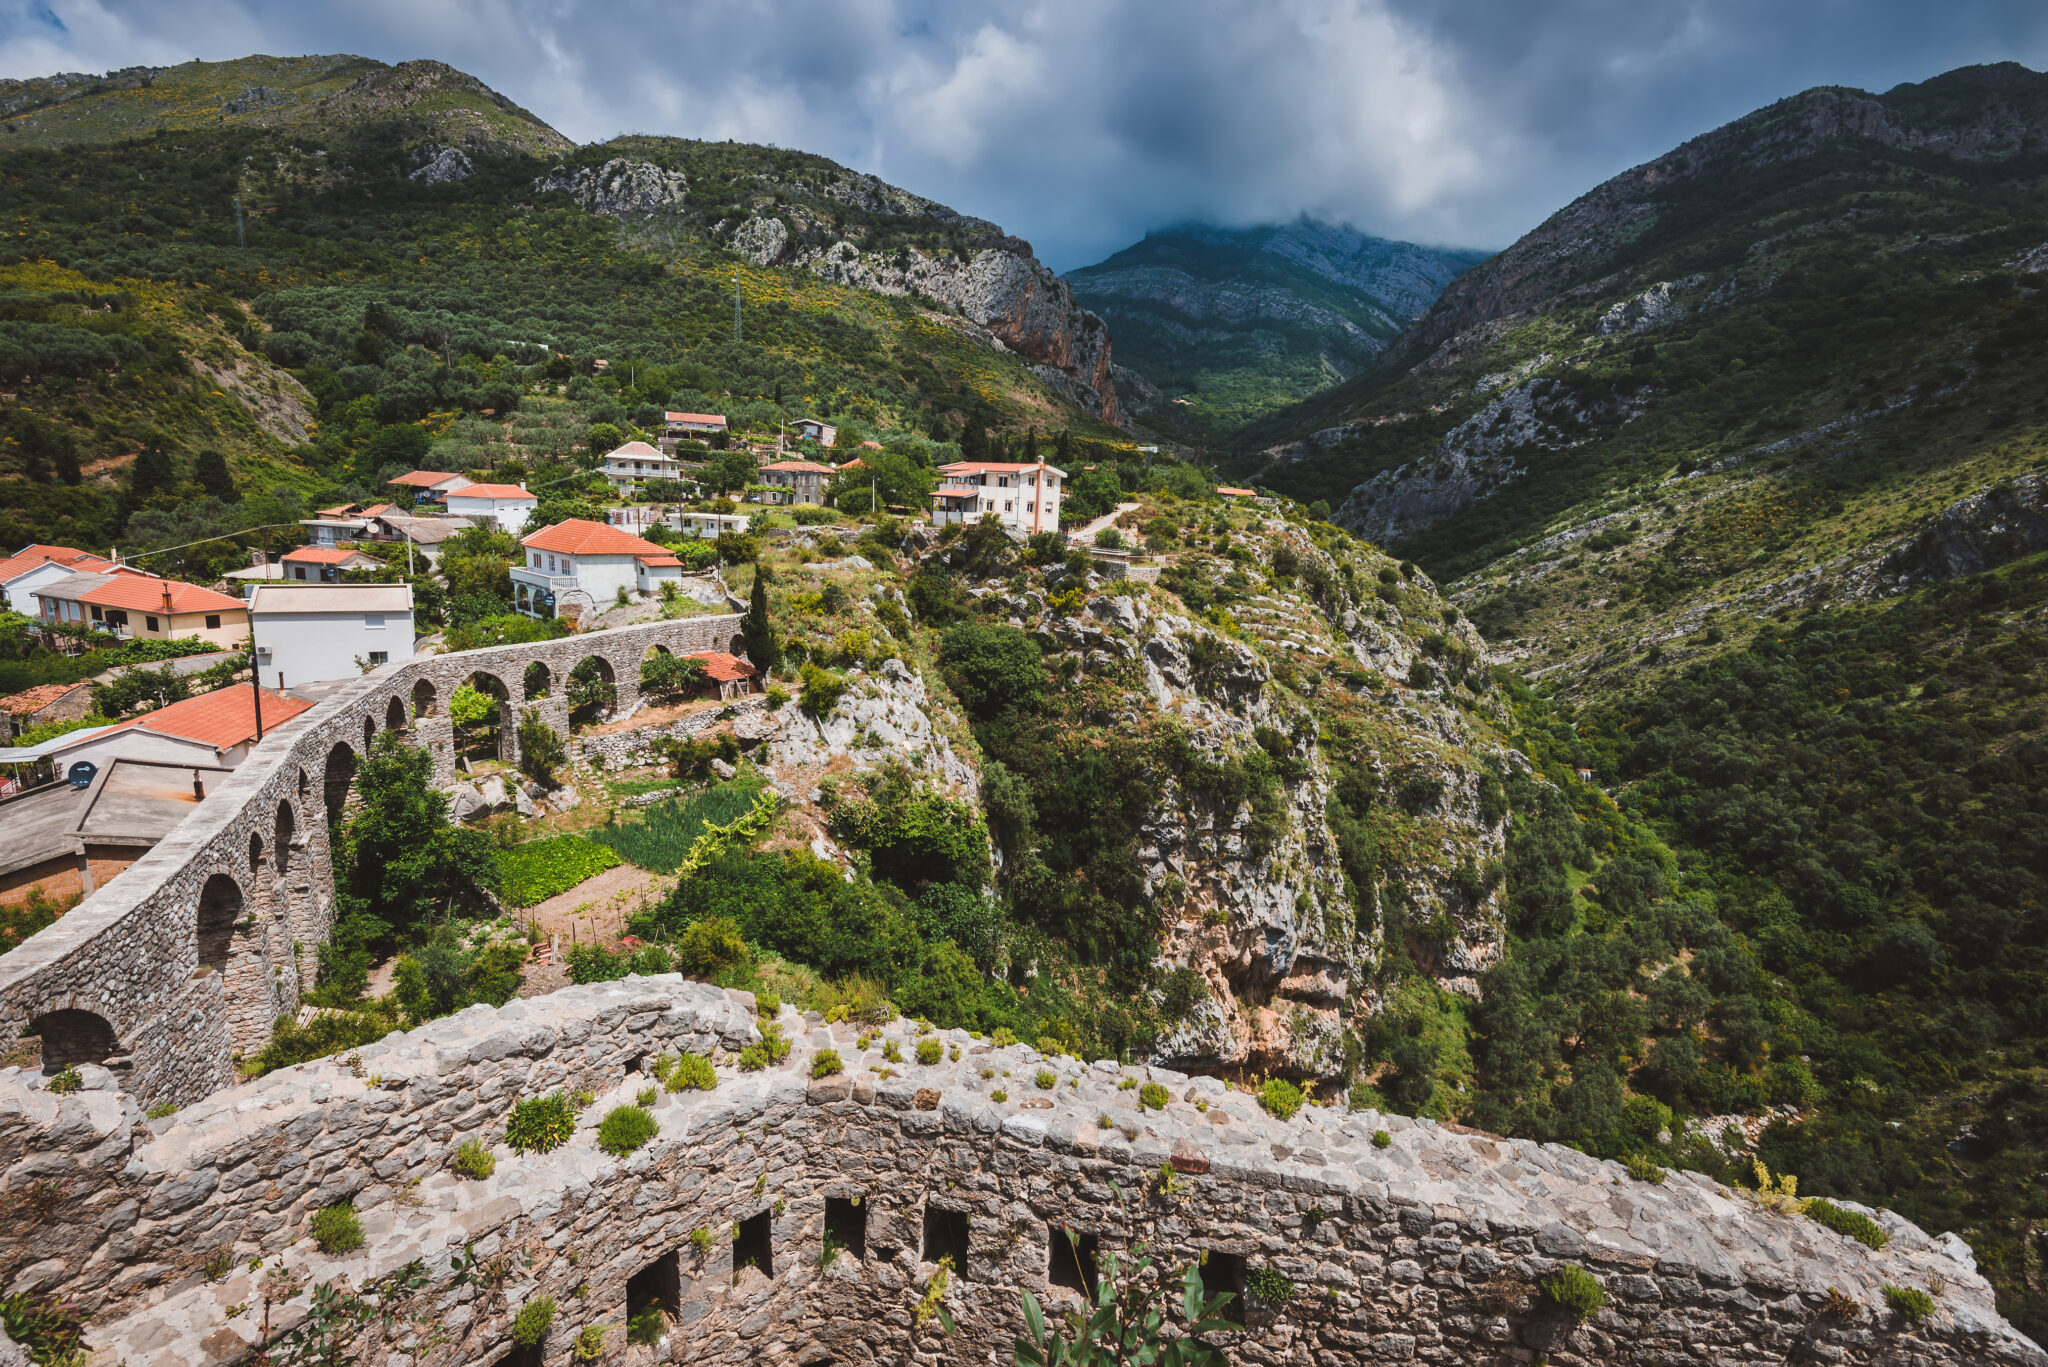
1216,487 -> 1258,497
386,471 -> 465,488
521,518 -> 669,557
135,686 -> 312,751
80,577 -> 246,614
837,458 -> 865,471
0,682 -> 89,715
665,412 -> 727,426
760,460 -> 836,474
938,461 -> 1068,476
635,554 -> 683,568
687,651 -> 757,682
281,546 -> 374,564
0,544 -> 113,583
603,441 -> 669,459
859,441 -> 883,450
447,483 -> 536,500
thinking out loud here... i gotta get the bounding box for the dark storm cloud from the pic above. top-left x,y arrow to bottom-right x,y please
4,0 -> 2047,268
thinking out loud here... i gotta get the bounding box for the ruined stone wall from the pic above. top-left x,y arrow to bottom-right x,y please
0,615 -> 741,1111
2,979 -> 2037,1367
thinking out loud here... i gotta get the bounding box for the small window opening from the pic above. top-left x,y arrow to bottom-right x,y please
922,1205 -> 970,1274
1049,1226 -> 1099,1298
825,1197 -> 867,1264
1198,1251 -> 1245,1311
735,1211 -> 773,1278
627,1248 -> 680,1347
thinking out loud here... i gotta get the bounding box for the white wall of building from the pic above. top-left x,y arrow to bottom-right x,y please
443,494 -> 537,533
250,603 -> 415,689
50,726 -> 231,774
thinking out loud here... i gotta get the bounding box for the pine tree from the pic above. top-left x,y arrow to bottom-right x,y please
195,448 -> 240,502
52,439 -> 81,487
1023,429 -> 1039,463
742,567 -> 780,673
960,417 -> 988,463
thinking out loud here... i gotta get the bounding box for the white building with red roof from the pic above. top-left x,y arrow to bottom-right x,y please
601,440 -> 686,492
42,684 -> 314,772
443,482 -> 539,533
513,518 -> 685,618
280,546 -> 383,583
385,470 -> 474,504
0,543 -> 116,613
932,460 -> 1066,533
664,411 -> 727,437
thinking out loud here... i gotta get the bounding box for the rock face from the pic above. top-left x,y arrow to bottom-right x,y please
767,657 -> 977,797
537,157 -> 689,216
9,979 -> 2037,1367
1879,469 -> 2048,587
1593,275 -> 1704,335
406,143 -> 473,184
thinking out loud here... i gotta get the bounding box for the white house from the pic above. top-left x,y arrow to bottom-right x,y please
0,544 -> 116,613
791,418 -> 837,447
247,583 -> 416,689
931,461 -> 1065,533
443,482 -> 539,533
607,507 -> 751,540
664,412 -> 727,438
601,441 -> 686,492
513,519 -> 684,618
279,546 -> 383,583
386,471 -> 474,505
44,684 -> 315,773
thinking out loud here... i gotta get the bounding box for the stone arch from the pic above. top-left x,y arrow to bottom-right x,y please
412,678 -> 438,719
568,654 -> 617,727
456,670 -> 512,764
195,872 -> 242,976
523,661 -> 552,700
728,634 -> 747,658
386,696 -> 407,731
323,741 -> 357,817
646,643 -> 672,657
274,800 -> 296,871
30,1009 -> 118,1070
248,832 -> 265,871
363,715 -> 375,750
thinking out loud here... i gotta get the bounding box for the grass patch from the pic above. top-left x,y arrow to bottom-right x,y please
594,772 -> 767,873
494,835 -> 621,907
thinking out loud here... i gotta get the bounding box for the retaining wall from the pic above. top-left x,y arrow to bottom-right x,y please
0,614 -> 741,1111
1,979 -> 2038,1367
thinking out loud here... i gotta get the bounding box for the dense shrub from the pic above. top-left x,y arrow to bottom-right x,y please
667,1053 -> 717,1092
1259,1078 -> 1304,1120
1884,1284 -> 1935,1322
596,1104 -> 658,1157
1540,1265 -> 1606,1321
310,1201 -> 365,1254
812,1049 -> 844,1078
1807,1199 -> 1890,1250
505,1094 -> 577,1154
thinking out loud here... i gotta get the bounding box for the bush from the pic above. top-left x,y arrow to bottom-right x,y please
1883,1284 -> 1935,1322
511,1296 -> 557,1348
564,941 -> 625,984
505,1093 -> 577,1154
738,1021 -> 792,1071
516,708 -> 567,784
1624,1153 -> 1667,1184
800,662 -> 847,716
310,1201 -> 365,1255
1540,1265 -> 1607,1321
812,1049 -> 844,1078
1139,1082 -> 1169,1111
1035,1068 -> 1057,1089
675,915 -> 750,977
1807,1199 -> 1890,1250
596,1104 -> 658,1157
668,1052 -> 717,1092
1372,1129 -> 1392,1149
0,1292 -> 86,1367
641,651 -> 709,701
1259,1078 -> 1304,1120
916,1038 -> 943,1065
248,1003 -> 402,1076
452,1138 -> 496,1180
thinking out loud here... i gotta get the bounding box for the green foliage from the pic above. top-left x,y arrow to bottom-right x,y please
247,1000 -> 403,1076
595,1104 -> 658,1157
1138,1082 -> 1169,1112
392,925 -> 526,1023
0,1291 -> 86,1367
812,1049 -> 845,1078
1807,1199 -> 1890,1250
1259,1078 -> 1304,1120
667,1052 -> 717,1092
516,708 -> 567,784
1013,1248 -> 1238,1367
310,1201 -> 365,1255
1884,1284 -> 1936,1322
573,1323 -> 610,1362
495,835 -> 620,907
1625,1153 -> 1668,1184
452,1139 -> 496,1180
504,1094 -> 577,1154
1539,1265 -> 1607,1321
510,1296 -> 557,1348
0,884 -> 77,955
828,767 -> 993,897
1372,1129 -> 1392,1149
799,662 -> 847,715
742,567 -> 781,671
641,650 -> 709,700
915,1038 -> 943,1065
626,1300 -> 666,1347
738,1020 -> 792,1071
675,915 -> 751,978
1245,1266 -> 1297,1305
43,1067 -> 81,1096
1035,1068 -> 1057,1090
448,682 -> 496,728
936,622 -> 1043,719
595,771 -> 768,872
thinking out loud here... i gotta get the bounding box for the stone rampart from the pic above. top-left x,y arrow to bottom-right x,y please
0,614 -> 741,1111
2,979 -> 2038,1367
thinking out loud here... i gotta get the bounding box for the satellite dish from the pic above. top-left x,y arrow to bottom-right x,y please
67,761 -> 97,789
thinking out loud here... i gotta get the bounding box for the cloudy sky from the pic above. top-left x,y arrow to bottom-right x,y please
4,0 -> 2047,270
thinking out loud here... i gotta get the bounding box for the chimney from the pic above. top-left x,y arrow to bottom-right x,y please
193,774 -> 206,800
162,582 -> 174,621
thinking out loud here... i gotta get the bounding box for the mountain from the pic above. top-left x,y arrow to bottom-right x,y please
1066,219 -> 1484,442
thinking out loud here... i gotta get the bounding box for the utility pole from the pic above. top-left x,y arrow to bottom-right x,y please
733,269 -> 742,345
249,623 -> 264,741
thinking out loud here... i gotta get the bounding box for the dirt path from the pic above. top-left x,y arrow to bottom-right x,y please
1068,501 -> 1141,544
512,862 -> 675,997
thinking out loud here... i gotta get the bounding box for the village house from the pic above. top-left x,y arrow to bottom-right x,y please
513,519 -> 685,618
249,583 -> 415,688
40,684 -> 312,777
790,417 -> 838,447
755,460 -> 836,506
691,652 -> 759,700
279,546 -> 384,583
0,682 -> 96,739
443,482 -> 539,533
931,460 -> 1066,533
0,544 -> 117,613
362,512 -> 475,565
664,412 -> 728,439
0,755 -> 237,908
602,441 -> 687,493
32,573 -> 248,651
385,471 -> 474,505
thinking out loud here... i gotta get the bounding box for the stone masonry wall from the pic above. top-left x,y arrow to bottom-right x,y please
2,979 -> 2038,1367
0,615 -> 741,1112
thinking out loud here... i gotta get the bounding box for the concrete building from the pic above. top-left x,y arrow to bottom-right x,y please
0,756 -> 235,910
42,685 -> 313,773
791,417 -> 837,447
0,682 -> 96,740
756,460 -> 836,506
363,512 -> 474,564
513,519 -> 685,618
0,544 -> 116,613
279,546 -> 383,583
602,441 -> 686,492
247,583 -> 415,689
931,460 -> 1065,533
443,483 -> 539,533
385,471 -> 474,505
664,411 -> 727,438
33,573 -> 248,650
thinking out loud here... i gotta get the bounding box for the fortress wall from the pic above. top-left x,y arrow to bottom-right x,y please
0,614 -> 742,1111
0,979 -> 2036,1367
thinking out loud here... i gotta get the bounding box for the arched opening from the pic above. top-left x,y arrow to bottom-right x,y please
728,634 -> 747,658
453,671 -> 509,765
195,872 -> 242,976
248,832 -> 265,871
274,801 -> 296,871
522,660 -> 552,700
363,716 -> 375,750
647,643 -> 672,656
412,678 -> 437,719
386,696 -> 407,731
641,642 -> 703,704
297,769 -> 309,800
567,655 -> 617,728
30,1009 -> 118,1071
323,742 -> 357,817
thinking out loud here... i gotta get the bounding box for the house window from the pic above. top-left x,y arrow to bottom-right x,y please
145,615 -> 159,632
89,605 -> 103,621
293,566 -> 307,581
106,610 -> 127,629
1004,501 -> 1013,513
365,615 -> 385,630
367,651 -> 388,666
206,614 -> 221,629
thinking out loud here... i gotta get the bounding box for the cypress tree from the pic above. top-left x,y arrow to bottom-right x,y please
52,438 -> 81,487
1054,430 -> 1072,465
121,434 -> 177,521
1023,429 -> 1038,463
959,417 -> 988,463
195,448 -> 240,502
742,567 -> 780,672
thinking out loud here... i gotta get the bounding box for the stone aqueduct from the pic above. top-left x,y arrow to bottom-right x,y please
0,613 -> 744,1108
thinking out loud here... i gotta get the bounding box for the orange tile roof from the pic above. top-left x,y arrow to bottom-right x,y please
0,544 -> 112,583
939,461 -> 1068,475
635,554 -> 683,568
281,546 -> 374,564
521,518 -> 669,557
130,685 -> 312,751
386,471 -> 464,488
80,577 -> 246,614
665,412 -> 727,426
1216,487 -> 1258,497
760,460 -> 836,474
604,441 -> 666,459
687,651 -> 757,682
448,483 -> 536,500
0,682 -> 89,715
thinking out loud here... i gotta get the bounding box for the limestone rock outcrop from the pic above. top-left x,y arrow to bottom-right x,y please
537,157 -> 689,216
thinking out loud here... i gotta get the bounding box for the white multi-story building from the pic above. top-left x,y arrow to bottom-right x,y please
247,583 -> 415,689
602,441 -> 686,492
443,483 -> 539,533
512,519 -> 685,618
930,461 -> 1065,533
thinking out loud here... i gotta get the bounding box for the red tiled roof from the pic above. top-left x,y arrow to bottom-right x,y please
1216,487 -> 1258,497
135,686 -> 312,750
79,577 -> 245,614
282,546 -> 373,564
938,461 -> 1068,475
635,554 -> 683,568
386,471 -> 464,488
0,544 -> 113,583
521,518 -> 668,557
687,651 -> 756,682
760,460 -> 836,474
603,441 -> 668,459
0,682 -> 89,715
447,483 -> 536,500
665,412 -> 727,426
